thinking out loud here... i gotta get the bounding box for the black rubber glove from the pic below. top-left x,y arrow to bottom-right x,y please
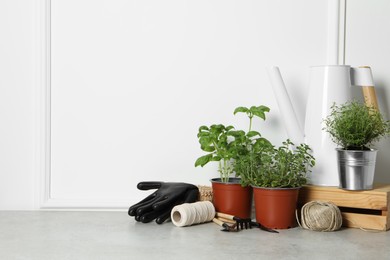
128,182 -> 199,224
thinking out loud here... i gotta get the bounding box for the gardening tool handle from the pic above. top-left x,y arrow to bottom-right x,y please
212,218 -> 225,227
216,212 -> 235,220
217,217 -> 236,225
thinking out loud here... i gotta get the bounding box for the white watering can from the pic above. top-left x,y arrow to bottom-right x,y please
267,65 -> 378,186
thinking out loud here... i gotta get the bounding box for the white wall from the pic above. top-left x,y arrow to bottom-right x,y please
49,0 -> 327,207
1,0 -> 390,210
345,0 -> 390,184
0,0 -> 35,209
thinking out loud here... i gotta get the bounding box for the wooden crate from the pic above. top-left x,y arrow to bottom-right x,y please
298,184 -> 390,231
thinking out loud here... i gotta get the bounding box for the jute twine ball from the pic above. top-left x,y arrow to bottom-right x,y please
298,201 -> 343,232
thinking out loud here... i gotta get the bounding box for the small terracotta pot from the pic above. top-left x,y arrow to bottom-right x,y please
253,186 -> 300,229
211,178 -> 252,218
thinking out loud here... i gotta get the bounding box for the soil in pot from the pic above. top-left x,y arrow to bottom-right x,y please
211,178 -> 252,219
253,186 -> 300,229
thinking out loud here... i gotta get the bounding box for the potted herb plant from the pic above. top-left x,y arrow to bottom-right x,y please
323,101 -> 390,190
235,139 -> 315,229
195,105 -> 270,218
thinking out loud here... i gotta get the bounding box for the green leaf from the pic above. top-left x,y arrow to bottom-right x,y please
252,110 -> 266,120
257,137 -> 271,146
246,131 -> 261,138
198,126 -> 209,131
233,107 -> 249,115
201,145 -> 215,152
252,138 -> 273,152
258,105 -> 270,112
211,155 -> 222,162
195,154 -> 213,167
227,130 -> 245,138
211,124 -> 225,131
199,136 -> 212,146
197,131 -> 210,138
225,125 -> 235,131
250,106 -> 270,120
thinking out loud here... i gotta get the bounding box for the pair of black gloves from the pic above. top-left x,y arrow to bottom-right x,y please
128,182 -> 199,224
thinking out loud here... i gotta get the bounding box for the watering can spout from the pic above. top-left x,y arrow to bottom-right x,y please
266,66 -> 304,144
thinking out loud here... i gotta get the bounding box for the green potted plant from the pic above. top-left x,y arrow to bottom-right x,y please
323,101 -> 390,190
195,105 -> 270,218
235,139 -> 315,229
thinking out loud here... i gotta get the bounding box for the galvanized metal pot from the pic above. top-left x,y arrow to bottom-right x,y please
336,148 -> 377,190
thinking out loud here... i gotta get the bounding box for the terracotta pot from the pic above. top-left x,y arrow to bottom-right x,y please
253,186 -> 300,229
211,178 -> 252,218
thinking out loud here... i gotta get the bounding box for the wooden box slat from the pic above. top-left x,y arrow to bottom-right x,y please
342,213 -> 388,231
298,184 -> 390,231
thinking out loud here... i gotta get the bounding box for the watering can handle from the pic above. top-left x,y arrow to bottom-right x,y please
362,86 -> 379,110
359,66 -> 379,111
351,66 -> 379,111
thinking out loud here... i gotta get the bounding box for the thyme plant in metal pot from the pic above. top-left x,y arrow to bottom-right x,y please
323,101 -> 390,190
195,105 -> 270,218
235,140 -> 315,229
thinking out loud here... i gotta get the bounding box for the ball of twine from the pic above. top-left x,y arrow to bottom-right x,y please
298,201 -> 343,232
171,201 -> 215,227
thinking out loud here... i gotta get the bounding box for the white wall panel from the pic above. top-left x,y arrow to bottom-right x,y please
345,0 -> 390,183
0,0 -> 35,209
50,0 -> 328,206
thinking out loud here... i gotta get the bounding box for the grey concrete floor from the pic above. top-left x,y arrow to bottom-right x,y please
0,211 -> 389,260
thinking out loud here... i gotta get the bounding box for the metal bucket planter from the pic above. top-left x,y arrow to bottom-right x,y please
210,178 -> 252,219
336,148 -> 377,190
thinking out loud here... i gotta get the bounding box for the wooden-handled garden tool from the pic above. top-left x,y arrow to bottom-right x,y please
216,212 -> 251,230
212,218 -> 238,232
216,212 -> 278,233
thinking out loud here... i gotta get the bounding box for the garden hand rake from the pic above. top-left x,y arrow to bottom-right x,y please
212,218 -> 238,232
216,212 -> 252,230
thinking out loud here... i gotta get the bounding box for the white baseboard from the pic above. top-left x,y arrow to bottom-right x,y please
40,198 -> 130,211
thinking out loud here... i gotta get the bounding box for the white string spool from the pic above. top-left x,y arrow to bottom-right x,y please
171,201 -> 215,227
